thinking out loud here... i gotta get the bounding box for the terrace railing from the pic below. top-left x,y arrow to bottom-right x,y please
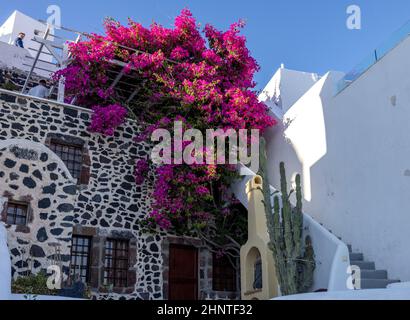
336,19 -> 410,94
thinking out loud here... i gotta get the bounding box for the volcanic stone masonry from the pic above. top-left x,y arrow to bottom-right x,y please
0,91 -> 240,300
0,91 -> 163,299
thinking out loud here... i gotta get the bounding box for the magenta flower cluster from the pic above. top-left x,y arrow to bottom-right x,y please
88,104 -> 128,136
134,159 -> 149,185
54,9 -> 276,237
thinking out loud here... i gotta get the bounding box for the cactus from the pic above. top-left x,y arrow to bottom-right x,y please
258,138 -> 315,295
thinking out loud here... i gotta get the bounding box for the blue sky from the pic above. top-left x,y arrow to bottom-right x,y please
1,0 -> 410,89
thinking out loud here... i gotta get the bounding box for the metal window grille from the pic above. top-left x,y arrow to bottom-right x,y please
104,239 -> 129,287
212,253 -> 237,292
70,236 -> 92,283
6,202 -> 28,226
49,141 -> 83,179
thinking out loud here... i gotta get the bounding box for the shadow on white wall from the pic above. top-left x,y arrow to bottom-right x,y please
282,74 -> 330,201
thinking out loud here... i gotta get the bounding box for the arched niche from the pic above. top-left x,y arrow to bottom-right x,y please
244,247 -> 263,294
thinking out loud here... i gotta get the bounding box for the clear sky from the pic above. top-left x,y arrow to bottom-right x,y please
1,0 -> 410,89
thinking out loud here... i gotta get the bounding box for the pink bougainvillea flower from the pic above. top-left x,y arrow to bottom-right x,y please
135,159 -> 149,185
89,104 -> 128,136
54,8 -> 276,235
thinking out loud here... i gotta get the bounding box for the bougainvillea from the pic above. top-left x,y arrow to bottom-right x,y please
55,9 -> 276,257
134,159 -> 149,185
88,104 -> 128,136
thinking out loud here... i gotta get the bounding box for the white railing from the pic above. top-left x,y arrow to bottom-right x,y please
0,42 -> 58,78
336,19 -> 410,95
232,165 -> 351,293
302,213 -> 351,291
0,88 -> 90,113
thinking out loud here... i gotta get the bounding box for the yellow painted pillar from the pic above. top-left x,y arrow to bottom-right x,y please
240,175 -> 279,300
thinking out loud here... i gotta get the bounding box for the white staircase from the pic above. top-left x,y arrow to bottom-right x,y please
347,244 -> 400,289
232,165 -> 402,292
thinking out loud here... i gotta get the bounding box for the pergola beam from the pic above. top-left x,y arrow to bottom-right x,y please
33,36 -> 64,65
126,87 -> 141,104
109,68 -> 126,91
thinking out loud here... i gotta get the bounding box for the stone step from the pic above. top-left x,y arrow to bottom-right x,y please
360,269 -> 388,279
351,260 -> 375,270
360,278 -> 400,289
307,227 -> 401,288
349,253 -> 363,261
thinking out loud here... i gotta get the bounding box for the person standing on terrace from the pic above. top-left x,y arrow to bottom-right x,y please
14,32 -> 25,48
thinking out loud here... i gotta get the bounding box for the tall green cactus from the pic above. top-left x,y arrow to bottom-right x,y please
259,138 -> 315,295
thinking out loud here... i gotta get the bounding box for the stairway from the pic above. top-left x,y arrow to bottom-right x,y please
234,167 -> 402,292
323,226 -> 401,290
348,244 -> 400,289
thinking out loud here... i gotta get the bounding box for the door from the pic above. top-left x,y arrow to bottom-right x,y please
169,244 -> 198,300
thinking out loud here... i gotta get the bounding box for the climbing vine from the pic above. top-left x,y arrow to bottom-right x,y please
54,9 -> 276,258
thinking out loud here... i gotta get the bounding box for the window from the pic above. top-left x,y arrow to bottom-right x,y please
104,239 -> 129,287
253,257 -> 262,290
6,201 -> 28,226
49,141 -> 83,179
212,253 -> 237,292
70,236 -> 92,283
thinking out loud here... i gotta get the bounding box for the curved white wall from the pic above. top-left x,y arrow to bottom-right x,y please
0,138 -> 74,181
262,36 -> 410,282
0,10 -> 54,64
0,42 -> 57,78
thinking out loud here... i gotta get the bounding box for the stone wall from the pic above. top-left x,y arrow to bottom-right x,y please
0,90 -> 241,300
198,249 -> 240,300
0,139 -> 77,281
0,91 -> 162,299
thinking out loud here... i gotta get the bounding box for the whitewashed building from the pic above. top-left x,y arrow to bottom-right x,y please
259,24 -> 410,287
0,10 -> 54,63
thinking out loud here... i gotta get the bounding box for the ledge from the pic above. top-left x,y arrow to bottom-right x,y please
243,289 -> 263,296
0,88 -> 140,125
0,88 -> 92,113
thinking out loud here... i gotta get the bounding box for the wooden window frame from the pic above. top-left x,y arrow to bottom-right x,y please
212,253 -> 237,292
49,140 -> 83,179
103,238 -> 130,288
75,227 -> 137,294
4,200 -> 29,226
45,134 -> 91,185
